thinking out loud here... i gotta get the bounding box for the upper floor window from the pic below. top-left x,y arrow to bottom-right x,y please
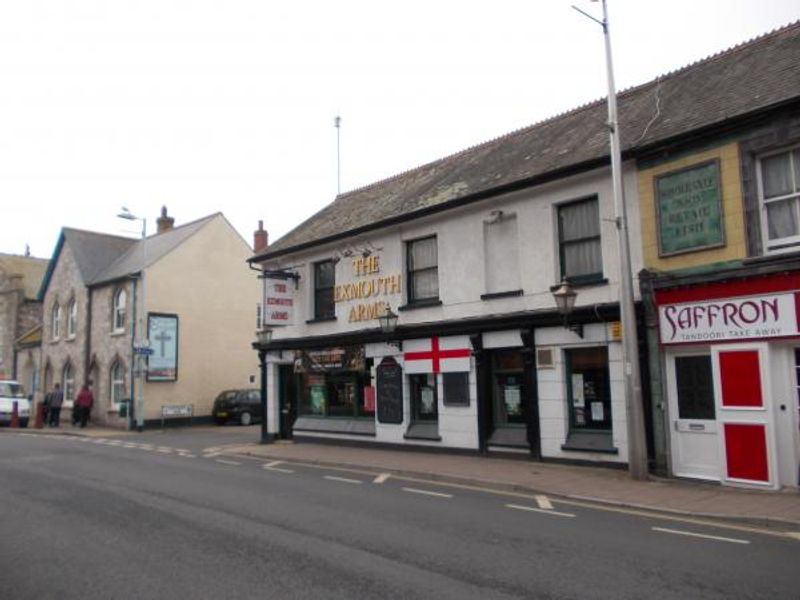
759,147 -> 800,252
407,236 -> 439,304
51,303 -> 61,340
113,288 -> 127,332
313,260 -> 335,320
67,298 -> 77,338
558,196 -> 602,283
484,212 -> 520,295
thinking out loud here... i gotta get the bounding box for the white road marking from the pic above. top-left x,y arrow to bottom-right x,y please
215,459 -> 241,466
93,439 -> 110,444
122,442 -> 138,448
106,440 -> 123,446
506,504 -> 576,518
402,487 -> 453,499
535,495 -> 553,510
264,460 -> 284,467
324,475 -> 363,485
203,452 -> 221,458
175,448 -> 190,453
373,473 -> 391,484
156,448 -> 173,454
652,527 -> 750,545
262,464 -> 294,473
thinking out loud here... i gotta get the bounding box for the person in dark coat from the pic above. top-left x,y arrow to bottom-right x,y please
74,384 -> 94,428
48,383 -> 64,427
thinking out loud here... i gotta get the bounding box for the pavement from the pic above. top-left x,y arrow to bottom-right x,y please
7,423 -> 800,529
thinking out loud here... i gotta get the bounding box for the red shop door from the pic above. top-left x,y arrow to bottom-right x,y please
712,344 -> 778,489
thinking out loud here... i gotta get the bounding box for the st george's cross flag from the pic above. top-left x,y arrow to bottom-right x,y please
403,336 -> 471,374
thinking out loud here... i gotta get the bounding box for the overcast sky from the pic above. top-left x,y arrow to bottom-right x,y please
1,0 -> 797,258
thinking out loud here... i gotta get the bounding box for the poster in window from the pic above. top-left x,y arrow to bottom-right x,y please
504,385 -> 522,416
147,314 -> 178,381
590,401 -> 604,422
574,407 -> 586,426
310,385 -> 326,415
571,374 -> 585,407
655,160 -> 724,256
421,387 -> 436,415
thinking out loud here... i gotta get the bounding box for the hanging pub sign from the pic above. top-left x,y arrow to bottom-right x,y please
655,160 -> 724,256
263,275 -> 294,326
658,292 -> 800,344
147,313 -> 178,381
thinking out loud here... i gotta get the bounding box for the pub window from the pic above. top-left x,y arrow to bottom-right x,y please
409,373 -> 438,421
443,372 -> 469,407
406,236 -> 439,304
759,146 -> 800,253
557,196 -> 603,283
297,349 -> 373,419
313,260 -> 335,320
565,347 -> 611,432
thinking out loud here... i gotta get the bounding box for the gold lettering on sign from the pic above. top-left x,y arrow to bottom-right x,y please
349,301 -> 388,323
332,252 -> 402,322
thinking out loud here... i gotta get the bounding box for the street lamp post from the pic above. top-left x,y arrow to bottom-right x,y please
256,328 -> 273,444
573,0 -> 649,479
117,207 -> 147,432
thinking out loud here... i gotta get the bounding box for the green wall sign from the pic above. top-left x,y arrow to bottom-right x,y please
655,160 -> 724,256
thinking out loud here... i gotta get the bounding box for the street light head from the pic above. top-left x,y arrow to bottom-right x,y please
378,306 -> 399,334
552,279 -> 578,316
256,328 -> 273,345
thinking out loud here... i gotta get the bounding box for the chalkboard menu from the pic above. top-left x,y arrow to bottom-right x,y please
377,357 -> 403,424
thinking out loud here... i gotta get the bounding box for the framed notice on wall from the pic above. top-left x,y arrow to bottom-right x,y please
655,160 -> 724,256
147,313 -> 178,382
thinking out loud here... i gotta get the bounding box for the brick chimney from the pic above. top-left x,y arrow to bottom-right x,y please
156,205 -> 175,234
254,220 -> 268,253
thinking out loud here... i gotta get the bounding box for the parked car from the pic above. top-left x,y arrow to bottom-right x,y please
212,389 -> 262,426
0,380 -> 30,427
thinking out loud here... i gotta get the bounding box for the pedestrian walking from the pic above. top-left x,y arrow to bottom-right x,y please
48,383 -> 64,427
75,384 -> 94,428
42,389 -> 52,425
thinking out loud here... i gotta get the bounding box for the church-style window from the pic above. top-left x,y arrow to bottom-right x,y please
62,362 -> 75,403
110,361 -> 125,408
67,298 -> 77,338
51,303 -> 61,340
113,288 -> 127,332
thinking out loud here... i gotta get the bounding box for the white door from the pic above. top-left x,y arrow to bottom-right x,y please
666,352 -> 720,481
711,344 -> 778,489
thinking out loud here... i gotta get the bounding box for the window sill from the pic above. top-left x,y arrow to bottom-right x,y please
561,431 -> 618,454
305,316 -> 337,324
404,421 -> 441,441
293,416 -> 376,436
110,330 -> 126,337
481,289 -> 523,301
549,277 -> 608,291
65,335 -> 77,342
398,299 -> 443,311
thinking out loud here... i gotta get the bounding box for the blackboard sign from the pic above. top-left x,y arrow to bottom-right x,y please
655,160 -> 724,256
377,357 -> 403,424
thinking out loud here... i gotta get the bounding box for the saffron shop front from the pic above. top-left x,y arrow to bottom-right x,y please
650,262 -> 800,489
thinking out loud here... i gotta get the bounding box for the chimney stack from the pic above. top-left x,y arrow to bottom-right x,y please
254,220 -> 268,253
157,206 -> 175,234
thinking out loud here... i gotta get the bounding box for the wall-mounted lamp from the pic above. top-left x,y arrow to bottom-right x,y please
552,279 -> 583,338
378,306 -> 402,350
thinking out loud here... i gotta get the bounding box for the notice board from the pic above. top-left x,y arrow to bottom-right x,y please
377,357 -> 403,424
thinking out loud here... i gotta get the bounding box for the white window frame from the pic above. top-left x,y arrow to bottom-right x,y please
757,145 -> 800,254
110,361 -> 125,409
51,303 -> 61,340
113,288 -> 127,332
63,362 -> 75,404
67,298 -> 77,339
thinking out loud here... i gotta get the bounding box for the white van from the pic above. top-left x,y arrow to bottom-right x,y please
0,380 -> 31,427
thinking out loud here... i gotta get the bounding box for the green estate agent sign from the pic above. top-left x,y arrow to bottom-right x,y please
656,160 -> 724,256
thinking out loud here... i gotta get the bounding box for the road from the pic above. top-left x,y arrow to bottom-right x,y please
1,429 -> 797,599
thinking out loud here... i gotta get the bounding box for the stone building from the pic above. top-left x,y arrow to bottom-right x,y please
39,208 -> 261,427
0,252 -> 48,390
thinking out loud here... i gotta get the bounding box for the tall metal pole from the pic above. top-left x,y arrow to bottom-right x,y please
136,218 -> 147,432
335,115 -> 341,196
599,0 -> 648,480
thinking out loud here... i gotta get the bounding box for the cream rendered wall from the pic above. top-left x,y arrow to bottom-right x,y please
267,161 -> 642,341
142,216 -> 260,420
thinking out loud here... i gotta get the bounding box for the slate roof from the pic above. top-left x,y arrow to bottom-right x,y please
257,21 -> 800,260
91,213 -> 220,285
39,213 -> 221,298
0,254 -> 48,299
